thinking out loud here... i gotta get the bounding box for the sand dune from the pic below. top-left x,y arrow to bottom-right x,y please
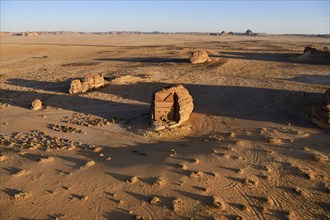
0,34 -> 329,219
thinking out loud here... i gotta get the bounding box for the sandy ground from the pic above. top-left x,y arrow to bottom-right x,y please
0,34 -> 329,220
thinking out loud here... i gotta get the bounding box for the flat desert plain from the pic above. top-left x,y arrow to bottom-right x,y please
0,34 -> 329,220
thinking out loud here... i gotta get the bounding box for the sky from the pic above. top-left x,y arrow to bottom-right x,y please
1,1 -> 329,34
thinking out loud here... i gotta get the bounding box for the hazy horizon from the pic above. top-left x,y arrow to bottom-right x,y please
1,0 -> 329,35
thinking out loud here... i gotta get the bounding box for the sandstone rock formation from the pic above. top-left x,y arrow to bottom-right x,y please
298,46 -> 330,64
311,88 -> 330,129
31,99 -> 42,110
69,73 -> 105,94
151,84 -> 194,131
189,50 -> 212,64
69,80 -> 83,94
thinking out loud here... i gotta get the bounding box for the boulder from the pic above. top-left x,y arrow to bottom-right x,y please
189,50 -> 212,64
151,84 -> 194,131
311,88 -> 330,129
69,79 -> 83,94
31,99 -> 42,110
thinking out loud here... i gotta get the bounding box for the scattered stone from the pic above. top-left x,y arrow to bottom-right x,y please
151,84 -> 194,131
127,176 -> 138,183
62,113 -> 110,127
0,154 -> 6,162
189,50 -> 212,64
12,169 -> 26,177
172,198 -> 184,212
267,136 -> 282,144
153,178 -> 164,186
39,156 -> 55,162
106,157 -> 112,161
13,191 -> 30,201
49,124 -> 85,134
31,99 -> 42,110
80,160 -> 95,169
310,153 -> 328,162
150,196 -> 160,204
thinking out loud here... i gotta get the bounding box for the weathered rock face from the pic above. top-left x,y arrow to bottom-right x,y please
69,73 -> 105,94
31,99 -> 42,110
189,50 -> 212,64
69,80 -> 83,94
151,84 -> 194,130
311,88 -> 330,129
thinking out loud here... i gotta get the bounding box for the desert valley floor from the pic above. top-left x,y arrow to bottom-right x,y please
0,34 -> 329,219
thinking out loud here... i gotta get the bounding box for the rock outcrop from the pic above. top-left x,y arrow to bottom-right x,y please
69,73 -> 105,94
245,29 -> 254,36
311,88 -> 330,129
189,50 -> 212,64
31,99 -> 42,110
297,46 -> 330,64
151,84 -> 194,131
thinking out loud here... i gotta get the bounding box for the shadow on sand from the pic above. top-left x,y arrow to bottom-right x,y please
2,80 -> 324,129
96,57 -> 188,64
211,51 -> 330,65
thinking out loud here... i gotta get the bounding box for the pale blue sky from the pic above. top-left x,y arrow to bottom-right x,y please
1,1 -> 329,34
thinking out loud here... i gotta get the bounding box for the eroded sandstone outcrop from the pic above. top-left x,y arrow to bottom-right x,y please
311,88 -> 330,129
298,46 -> 330,64
69,73 -> 105,94
151,84 -> 194,130
189,50 -> 212,64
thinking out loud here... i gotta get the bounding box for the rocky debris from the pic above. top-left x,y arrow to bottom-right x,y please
189,50 -> 212,64
151,84 -> 194,131
311,88 -> 330,129
49,124 -> 86,134
31,99 -> 42,110
69,73 -> 105,94
62,113 -> 110,127
0,130 -> 80,151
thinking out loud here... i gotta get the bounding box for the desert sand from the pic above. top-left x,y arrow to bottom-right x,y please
0,33 -> 329,219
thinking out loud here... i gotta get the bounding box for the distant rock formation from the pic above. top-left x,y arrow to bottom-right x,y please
311,88 -> 330,129
151,84 -> 194,131
189,50 -> 212,64
298,46 -> 330,64
245,29 -> 257,36
31,99 -> 42,110
220,31 -> 228,36
22,32 -> 39,36
69,73 -> 105,94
